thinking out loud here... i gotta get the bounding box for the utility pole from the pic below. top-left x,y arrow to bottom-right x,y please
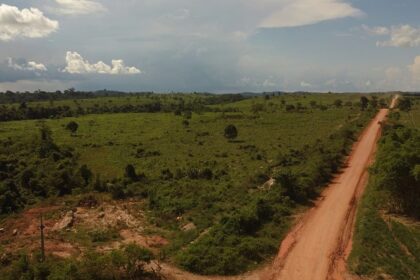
40,214 -> 45,262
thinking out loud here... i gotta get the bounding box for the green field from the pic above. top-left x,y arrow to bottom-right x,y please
399,95 -> 420,129
0,92 -> 387,275
0,93 -> 372,180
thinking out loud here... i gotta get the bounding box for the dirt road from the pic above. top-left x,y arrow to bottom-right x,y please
267,101 -> 396,280
162,98 -> 397,280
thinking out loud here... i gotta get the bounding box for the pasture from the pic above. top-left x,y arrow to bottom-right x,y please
0,92 -> 384,274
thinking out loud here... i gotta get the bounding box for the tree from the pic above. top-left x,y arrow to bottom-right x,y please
360,96 -> 369,111
182,120 -> 189,127
183,111 -> 192,119
398,98 -> 412,112
125,164 -> 138,181
333,99 -> 343,108
79,165 -> 92,186
224,124 -> 238,140
370,96 -> 378,108
285,104 -> 296,112
66,121 -> 79,135
19,102 -> 27,110
38,124 -> 58,158
251,103 -> 265,114
398,98 -> 416,127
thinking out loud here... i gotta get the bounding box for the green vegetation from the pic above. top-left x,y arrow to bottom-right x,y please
349,95 -> 420,280
0,91 -> 387,275
1,244 -> 159,280
399,95 -> 420,129
0,123 -> 88,213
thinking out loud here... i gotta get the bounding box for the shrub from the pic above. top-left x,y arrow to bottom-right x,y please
224,125 -> 238,140
125,164 -> 138,181
66,121 -> 79,134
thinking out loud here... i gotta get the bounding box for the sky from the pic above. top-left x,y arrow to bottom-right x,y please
1,0 -> 420,93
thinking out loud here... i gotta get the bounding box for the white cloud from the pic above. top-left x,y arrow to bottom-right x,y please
361,25 -> 389,35
379,62 -> 416,91
232,31 -> 249,41
0,4 -> 58,41
8,58 -> 47,72
163,8 -> 190,20
262,79 -> 277,87
52,0 -> 106,15
300,81 -> 312,88
409,56 -> 420,82
366,25 -> 420,48
325,79 -> 337,87
64,51 -> 141,75
385,67 -> 402,82
260,0 -> 363,28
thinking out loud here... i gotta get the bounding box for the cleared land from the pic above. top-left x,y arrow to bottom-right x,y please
0,93 -> 390,278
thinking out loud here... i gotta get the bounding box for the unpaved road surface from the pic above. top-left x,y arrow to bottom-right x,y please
267,106 -> 395,280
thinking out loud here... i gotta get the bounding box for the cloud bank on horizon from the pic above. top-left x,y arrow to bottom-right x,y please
0,0 -> 419,92
63,51 -> 141,75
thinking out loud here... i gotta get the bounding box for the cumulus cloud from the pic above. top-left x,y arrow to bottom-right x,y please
365,25 -> 420,48
300,81 -> 312,88
52,0 -> 106,15
409,56 -> 420,82
64,51 -> 141,75
260,0 -> 363,28
0,4 -> 59,41
8,58 -> 47,72
385,67 -> 403,82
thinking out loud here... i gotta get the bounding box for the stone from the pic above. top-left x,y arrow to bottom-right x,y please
181,222 -> 196,232
53,211 -> 75,231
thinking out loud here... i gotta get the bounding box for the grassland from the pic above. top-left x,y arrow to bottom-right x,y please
0,92 -> 386,275
399,95 -> 420,129
0,93 -> 370,179
349,178 -> 420,279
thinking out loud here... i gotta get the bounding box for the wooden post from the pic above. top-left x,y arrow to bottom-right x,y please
40,214 -> 45,262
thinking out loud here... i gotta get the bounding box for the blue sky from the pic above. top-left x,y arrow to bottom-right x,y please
1,0 -> 420,92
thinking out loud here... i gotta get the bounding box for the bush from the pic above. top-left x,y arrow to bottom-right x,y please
3,245 -> 158,280
65,121 -> 79,134
224,125 -> 238,140
373,125 -> 420,218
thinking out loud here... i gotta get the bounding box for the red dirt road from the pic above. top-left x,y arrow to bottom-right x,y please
267,106 -> 395,280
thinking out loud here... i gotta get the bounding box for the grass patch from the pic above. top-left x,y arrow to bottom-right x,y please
349,178 -> 420,279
